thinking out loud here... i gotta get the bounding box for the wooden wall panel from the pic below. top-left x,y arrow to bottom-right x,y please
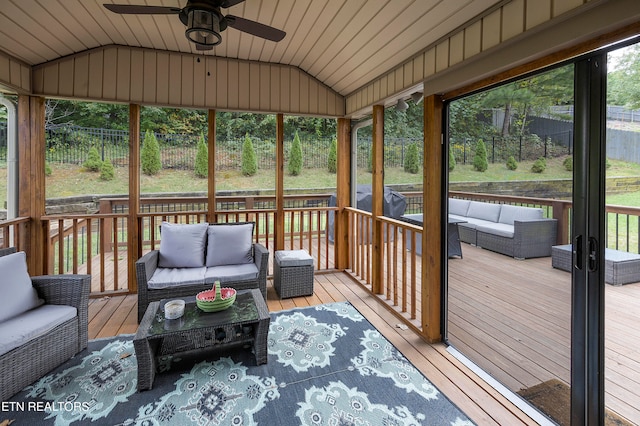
102,48 -> 118,100
142,51 -> 156,103
502,0 -> 525,42
130,50 -> 144,103
30,45 -> 343,117
88,51 -> 104,99
345,0 -> 590,117
0,53 -> 31,94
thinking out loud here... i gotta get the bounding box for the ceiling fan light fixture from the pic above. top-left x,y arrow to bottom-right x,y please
186,9 -> 222,47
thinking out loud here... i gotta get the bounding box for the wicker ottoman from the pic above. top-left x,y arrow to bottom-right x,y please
274,250 -> 314,298
552,244 -> 640,285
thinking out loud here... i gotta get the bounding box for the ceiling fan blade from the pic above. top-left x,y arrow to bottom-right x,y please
226,15 -> 285,42
103,4 -> 181,15
220,0 -> 245,8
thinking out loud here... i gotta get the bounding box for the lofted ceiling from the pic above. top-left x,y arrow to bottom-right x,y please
0,0 -> 503,97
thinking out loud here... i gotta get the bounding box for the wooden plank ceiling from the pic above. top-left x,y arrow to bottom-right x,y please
0,0 -> 502,97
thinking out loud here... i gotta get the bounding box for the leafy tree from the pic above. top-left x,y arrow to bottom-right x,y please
531,157 -> 546,173
288,131 -> 303,176
141,130 -> 161,176
506,155 -> 518,170
327,138 -> 337,173
448,150 -> 456,172
83,147 -> 102,172
608,45 -> 640,108
473,139 -> 488,172
241,134 -> 258,176
194,133 -> 208,178
100,159 -> 115,180
404,142 -> 420,174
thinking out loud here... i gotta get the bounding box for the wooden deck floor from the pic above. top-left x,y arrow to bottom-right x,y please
87,242 -> 640,425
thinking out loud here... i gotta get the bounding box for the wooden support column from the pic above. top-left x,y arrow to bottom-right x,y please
17,96 -> 46,276
371,105 -> 385,294
207,110 -> 217,223
275,113 -> 285,251
127,104 -> 141,294
422,94 -> 444,343
335,117 -> 351,270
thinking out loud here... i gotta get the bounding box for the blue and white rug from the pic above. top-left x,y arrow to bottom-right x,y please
3,302 -> 474,425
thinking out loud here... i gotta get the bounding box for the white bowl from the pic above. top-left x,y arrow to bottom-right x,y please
164,299 -> 185,319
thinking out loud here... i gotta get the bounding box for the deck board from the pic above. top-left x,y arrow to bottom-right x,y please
86,240 -> 640,425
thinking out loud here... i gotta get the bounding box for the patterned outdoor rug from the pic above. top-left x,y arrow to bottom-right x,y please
3,302 -> 474,425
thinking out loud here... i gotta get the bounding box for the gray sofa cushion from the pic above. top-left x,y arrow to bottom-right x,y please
206,222 -> 254,267
205,263 -> 259,283
476,223 -> 515,238
158,222 -> 209,268
0,304 -> 76,356
466,201 -> 502,222
449,198 -> 471,216
0,251 -> 43,323
498,204 -> 543,225
148,267 -> 207,289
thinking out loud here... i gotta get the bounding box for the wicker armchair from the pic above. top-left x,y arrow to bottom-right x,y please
0,247 -> 90,401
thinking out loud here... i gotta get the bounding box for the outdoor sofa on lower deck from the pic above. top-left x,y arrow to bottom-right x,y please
449,198 -> 558,259
135,221 -> 268,322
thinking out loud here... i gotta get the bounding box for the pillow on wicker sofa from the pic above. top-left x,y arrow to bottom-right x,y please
0,251 -> 43,323
206,222 -> 255,267
158,222 -> 209,268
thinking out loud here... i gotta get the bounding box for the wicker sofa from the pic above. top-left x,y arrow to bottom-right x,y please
449,198 -> 557,259
136,222 -> 268,322
0,247 -> 90,401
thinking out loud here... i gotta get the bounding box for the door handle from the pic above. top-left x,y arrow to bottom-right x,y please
573,235 -> 583,270
588,237 -> 599,272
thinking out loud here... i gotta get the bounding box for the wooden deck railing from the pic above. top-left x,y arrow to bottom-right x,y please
0,216 -> 30,250
34,192 -> 639,298
41,199 -> 337,296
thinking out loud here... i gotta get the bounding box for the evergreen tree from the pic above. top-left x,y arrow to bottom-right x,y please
241,134 -> 258,176
288,131 -> 303,176
473,139 -> 488,172
99,159 -> 115,180
448,150 -> 456,172
404,142 -> 420,174
83,147 -> 102,172
327,138 -> 337,173
194,133 -> 208,178
506,155 -> 518,170
531,157 -> 546,173
141,130 -> 161,176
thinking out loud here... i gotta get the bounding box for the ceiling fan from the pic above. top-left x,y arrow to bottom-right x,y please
103,0 -> 286,50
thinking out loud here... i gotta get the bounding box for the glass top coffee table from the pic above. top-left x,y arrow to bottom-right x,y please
134,288 -> 269,391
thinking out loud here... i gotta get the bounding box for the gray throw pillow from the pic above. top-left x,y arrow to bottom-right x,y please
206,222 -> 254,267
0,251 -> 44,323
158,222 -> 209,268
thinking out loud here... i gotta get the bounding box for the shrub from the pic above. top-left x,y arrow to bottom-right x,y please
404,142 -> 420,174
288,131 -> 303,176
194,133 -> 208,178
448,150 -> 455,172
606,158 -> 612,169
99,159 -> 115,180
141,130 -> 161,176
563,157 -> 573,171
506,155 -> 518,171
83,147 -> 102,172
531,157 -> 546,173
45,162 -> 52,176
473,139 -> 488,172
328,138 -> 337,173
241,134 -> 258,176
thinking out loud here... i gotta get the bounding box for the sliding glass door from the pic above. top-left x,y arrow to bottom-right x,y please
444,41 -> 639,423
